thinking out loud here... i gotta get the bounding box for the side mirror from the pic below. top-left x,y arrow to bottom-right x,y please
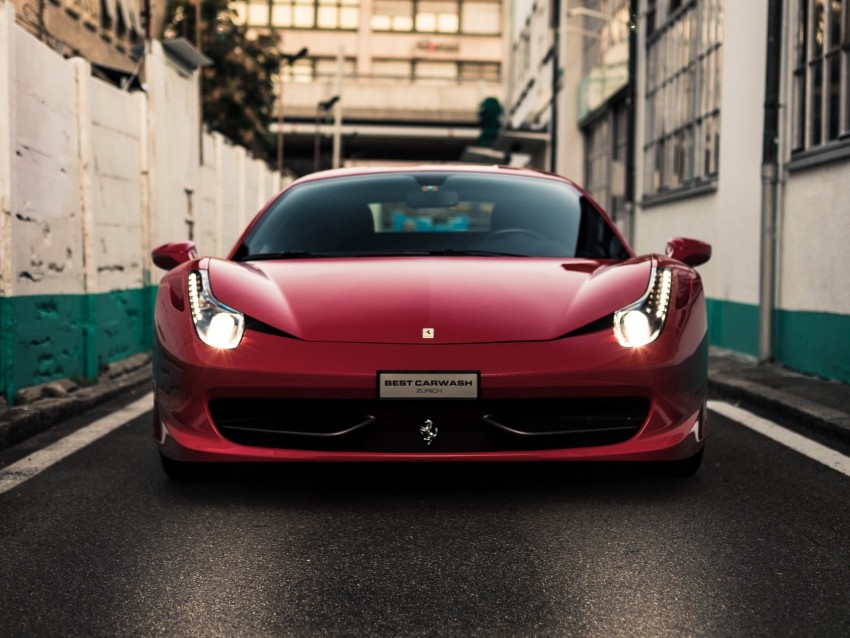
665,237 -> 711,267
152,241 -> 198,271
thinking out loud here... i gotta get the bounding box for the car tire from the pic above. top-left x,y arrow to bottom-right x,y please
159,453 -> 207,481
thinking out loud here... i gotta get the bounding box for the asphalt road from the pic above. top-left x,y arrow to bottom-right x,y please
1,390 -> 849,637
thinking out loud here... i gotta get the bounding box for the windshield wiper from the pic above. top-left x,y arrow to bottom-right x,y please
238,251 -> 335,261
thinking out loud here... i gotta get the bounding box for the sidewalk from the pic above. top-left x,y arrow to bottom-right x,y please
0,353 -> 152,451
708,349 -> 850,447
1,349 -> 849,453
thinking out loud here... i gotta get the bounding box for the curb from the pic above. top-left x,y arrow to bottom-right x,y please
0,355 -> 152,452
708,375 -> 850,448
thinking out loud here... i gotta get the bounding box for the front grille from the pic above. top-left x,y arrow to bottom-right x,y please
209,397 -> 650,453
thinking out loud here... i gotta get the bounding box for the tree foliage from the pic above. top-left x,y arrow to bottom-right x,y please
163,0 -> 281,166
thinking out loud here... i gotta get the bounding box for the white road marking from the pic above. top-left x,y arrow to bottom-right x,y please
0,393 -> 153,496
2,395 -> 845,493
708,400 -> 850,478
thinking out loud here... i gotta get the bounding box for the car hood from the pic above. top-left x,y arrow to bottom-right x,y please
207,257 -> 653,344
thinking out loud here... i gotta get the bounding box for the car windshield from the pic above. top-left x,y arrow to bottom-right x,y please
233,172 -> 630,260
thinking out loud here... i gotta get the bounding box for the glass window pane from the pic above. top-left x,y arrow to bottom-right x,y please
437,13 -> 458,32
812,60 -> 824,145
797,0 -> 809,66
294,2 -> 314,27
845,0 -> 850,45
830,0 -> 842,48
461,2 -> 500,34
828,52 -> 840,139
415,61 -> 457,83
459,62 -> 500,82
313,58 -> 355,78
374,0 -> 411,16
793,70 -> 807,149
814,0 -> 826,57
317,6 -> 338,27
232,2 -> 248,26
655,138 -> 665,190
416,13 -> 436,31
340,7 -> 359,28
247,2 -> 270,26
645,92 -> 655,142
373,0 -> 413,30
845,50 -> 850,133
283,59 -> 314,82
373,59 -> 412,78
272,5 -> 292,27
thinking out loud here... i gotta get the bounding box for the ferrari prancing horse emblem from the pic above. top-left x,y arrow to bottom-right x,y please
420,419 -> 438,445
422,328 -> 435,339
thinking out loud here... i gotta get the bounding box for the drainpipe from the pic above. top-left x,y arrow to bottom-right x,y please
625,0 -> 638,246
549,0 -> 561,173
759,0 -> 782,363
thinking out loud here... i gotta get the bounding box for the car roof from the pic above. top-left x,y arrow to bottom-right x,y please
289,164 -> 583,192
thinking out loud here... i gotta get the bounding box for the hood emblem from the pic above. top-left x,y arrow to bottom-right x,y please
420,419 -> 438,445
422,328 -> 435,339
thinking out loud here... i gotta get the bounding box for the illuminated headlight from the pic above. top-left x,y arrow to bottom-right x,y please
613,267 -> 673,348
187,271 -> 245,349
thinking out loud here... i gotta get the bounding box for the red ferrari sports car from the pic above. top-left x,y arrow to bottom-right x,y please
151,165 -> 711,479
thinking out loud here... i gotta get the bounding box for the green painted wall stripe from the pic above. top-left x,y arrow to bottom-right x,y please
706,298 -> 760,358
776,309 -> 850,383
706,298 -> 850,383
0,286 -> 156,403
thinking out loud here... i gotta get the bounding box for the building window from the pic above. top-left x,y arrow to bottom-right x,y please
372,59 -> 499,83
584,99 -> 628,220
273,0 -> 316,28
459,61 -> 500,82
317,0 -> 360,28
415,1 -> 459,33
643,0 -> 723,198
792,0 -> 850,152
374,0 -> 501,34
460,1 -> 500,34
372,1 -> 414,30
586,117 -> 611,215
372,58 -> 414,80
236,0 -> 360,29
280,57 -> 357,82
100,0 -> 113,29
246,1 -> 271,26
413,59 -> 458,83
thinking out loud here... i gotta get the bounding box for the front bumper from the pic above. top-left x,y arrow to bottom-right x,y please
153,321 -> 709,463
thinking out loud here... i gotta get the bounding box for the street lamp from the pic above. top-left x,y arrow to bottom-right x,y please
565,7 -> 611,21
562,5 -> 609,39
277,46 -> 309,174
313,96 -> 340,173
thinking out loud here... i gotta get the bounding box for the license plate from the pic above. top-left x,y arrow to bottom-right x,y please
378,371 -> 479,399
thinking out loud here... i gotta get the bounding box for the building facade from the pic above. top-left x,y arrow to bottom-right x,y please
230,0 -> 505,173
505,0 -> 850,383
8,0 -> 162,74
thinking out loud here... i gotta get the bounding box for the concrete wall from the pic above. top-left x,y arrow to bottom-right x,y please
0,0 -> 282,402
779,149 -> 850,382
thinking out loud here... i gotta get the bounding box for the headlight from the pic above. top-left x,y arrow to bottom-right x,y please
187,270 -> 245,349
613,266 -> 672,347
